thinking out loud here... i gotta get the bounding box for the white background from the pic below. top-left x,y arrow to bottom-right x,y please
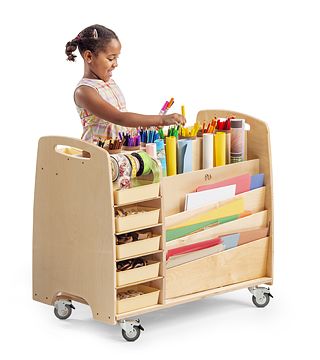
1,0 -> 319,358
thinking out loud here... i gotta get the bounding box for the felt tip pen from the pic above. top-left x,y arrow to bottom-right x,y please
181,105 -> 185,117
159,101 -> 169,115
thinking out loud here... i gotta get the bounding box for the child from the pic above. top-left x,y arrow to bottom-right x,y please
65,24 -> 186,143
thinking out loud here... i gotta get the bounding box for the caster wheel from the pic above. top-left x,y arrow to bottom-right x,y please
54,304 -> 73,320
252,293 -> 270,308
122,326 -> 141,342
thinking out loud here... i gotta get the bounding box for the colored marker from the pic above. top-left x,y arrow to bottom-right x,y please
159,101 -> 169,115
181,105 -> 185,117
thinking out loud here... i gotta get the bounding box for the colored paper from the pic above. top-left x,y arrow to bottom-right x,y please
250,173 -> 265,190
214,132 -> 226,166
166,214 -> 241,241
177,139 -> 193,174
166,136 -> 177,176
238,227 -> 269,245
221,233 -> 240,249
168,198 -> 244,230
196,173 -> 251,195
185,184 -> 236,211
166,244 -> 224,268
202,133 -> 214,168
166,237 -> 222,260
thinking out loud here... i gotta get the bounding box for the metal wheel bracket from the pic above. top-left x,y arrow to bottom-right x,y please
119,319 -> 144,334
54,299 -> 75,313
248,286 -> 273,302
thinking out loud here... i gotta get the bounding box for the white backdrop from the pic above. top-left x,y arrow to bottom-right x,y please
1,0 -> 319,358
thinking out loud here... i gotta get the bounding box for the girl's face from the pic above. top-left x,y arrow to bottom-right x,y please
85,39 -> 121,82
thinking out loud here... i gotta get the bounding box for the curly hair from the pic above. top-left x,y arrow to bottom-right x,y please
65,24 -> 119,62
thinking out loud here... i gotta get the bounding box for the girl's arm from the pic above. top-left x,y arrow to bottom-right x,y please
75,86 -> 185,127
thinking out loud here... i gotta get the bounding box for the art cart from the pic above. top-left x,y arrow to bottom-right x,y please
33,109 -> 273,341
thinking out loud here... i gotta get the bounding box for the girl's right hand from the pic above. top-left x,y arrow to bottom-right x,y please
161,113 -> 186,126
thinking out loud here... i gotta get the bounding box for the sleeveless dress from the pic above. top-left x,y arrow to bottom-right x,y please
74,78 -> 129,142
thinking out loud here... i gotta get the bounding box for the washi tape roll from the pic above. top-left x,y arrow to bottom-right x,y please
110,155 -> 120,182
111,154 -> 132,188
131,152 -> 144,176
138,151 -> 153,175
125,154 -> 137,178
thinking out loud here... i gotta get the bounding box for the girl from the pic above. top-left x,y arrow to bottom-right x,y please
65,24 -> 186,143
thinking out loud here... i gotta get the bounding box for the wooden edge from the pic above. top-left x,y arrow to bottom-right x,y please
115,277 -> 272,320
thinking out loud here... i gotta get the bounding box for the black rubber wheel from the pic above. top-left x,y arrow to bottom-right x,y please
252,293 -> 270,308
122,326 -> 141,342
54,304 -> 73,320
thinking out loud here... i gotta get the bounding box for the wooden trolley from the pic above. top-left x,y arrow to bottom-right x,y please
33,110 -> 274,341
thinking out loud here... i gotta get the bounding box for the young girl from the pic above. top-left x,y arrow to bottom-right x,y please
65,24 -> 186,143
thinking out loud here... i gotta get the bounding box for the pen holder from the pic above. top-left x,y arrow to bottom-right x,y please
105,147 -> 122,154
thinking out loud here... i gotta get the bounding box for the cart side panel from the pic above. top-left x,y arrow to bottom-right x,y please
33,136 -> 117,325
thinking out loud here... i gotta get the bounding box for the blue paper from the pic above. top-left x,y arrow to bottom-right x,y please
250,173 -> 264,190
221,233 -> 240,249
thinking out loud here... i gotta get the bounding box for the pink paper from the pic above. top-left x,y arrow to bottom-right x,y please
196,173 -> 251,195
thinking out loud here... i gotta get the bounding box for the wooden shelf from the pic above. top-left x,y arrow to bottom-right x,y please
116,250 -> 163,262
113,196 -> 161,207
115,223 -> 163,236
116,276 -> 163,290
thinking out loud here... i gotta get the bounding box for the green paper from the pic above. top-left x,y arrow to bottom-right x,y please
166,214 -> 240,242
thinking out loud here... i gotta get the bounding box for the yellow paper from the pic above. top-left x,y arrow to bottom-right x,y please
166,136 -> 177,176
215,132 -> 226,166
168,198 -> 244,230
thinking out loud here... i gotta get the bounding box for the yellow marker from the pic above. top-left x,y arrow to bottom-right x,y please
181,105 -> 185,118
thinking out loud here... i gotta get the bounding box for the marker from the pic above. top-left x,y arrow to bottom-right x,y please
181,105 -> 185,118
159,101 -> 169,115
167,97 -> 174,109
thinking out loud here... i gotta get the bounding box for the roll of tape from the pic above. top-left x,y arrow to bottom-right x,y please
111,154 -> 132,188
131,152 -> 144,176
138,151 -> 152,175
125,154 -> 137,178
110,155 -> 120,182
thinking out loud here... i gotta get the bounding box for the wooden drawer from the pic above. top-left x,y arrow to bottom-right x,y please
116,235 -> 161,260
114,183 -> 160,205
166,237 -> 268,299
117,285 -> 160,314
115,206 -> 160,233
116,261 -> 160,286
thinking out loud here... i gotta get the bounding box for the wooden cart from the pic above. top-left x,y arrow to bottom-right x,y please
33,110 -> 273,341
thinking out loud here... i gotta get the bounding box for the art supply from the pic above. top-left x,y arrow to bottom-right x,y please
202,133 -> 214,168
214,132 -> 226,166
177,139 -> 193,174
110,154 -> 132,189
165,136 -> 177,176
159,101 -> 169,115
196,173 -> 251,195
146,143 -> 157,159
184,184 -> 236,211
231,119 -> 245,163
154,139 -> 167,177
250,173 -> 265,190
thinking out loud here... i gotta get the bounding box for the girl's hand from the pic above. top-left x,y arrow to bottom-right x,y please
161,113 -> 186,126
